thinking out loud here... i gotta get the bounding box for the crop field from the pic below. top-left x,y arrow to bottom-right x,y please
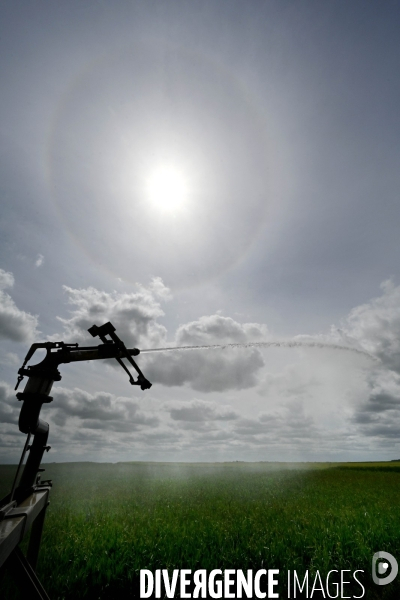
1,461 -> 400,599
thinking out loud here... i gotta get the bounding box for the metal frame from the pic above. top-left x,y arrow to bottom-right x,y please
0,485 -> 51,599
0,321 -> 152,599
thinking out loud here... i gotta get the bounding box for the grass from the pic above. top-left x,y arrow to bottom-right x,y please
1,461 -> 400,598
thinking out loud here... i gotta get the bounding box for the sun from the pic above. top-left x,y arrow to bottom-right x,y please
146,166 -> 188,212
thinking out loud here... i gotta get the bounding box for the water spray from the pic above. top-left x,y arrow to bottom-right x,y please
140,339 -> 379,362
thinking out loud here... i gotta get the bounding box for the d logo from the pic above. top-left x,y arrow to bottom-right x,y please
372,551 -> 398,586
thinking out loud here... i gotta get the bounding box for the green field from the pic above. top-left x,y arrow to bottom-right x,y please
1,461 -> 400,599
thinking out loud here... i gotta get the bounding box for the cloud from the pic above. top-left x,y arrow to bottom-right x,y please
0,270 -> 14,289
257,366 -> 320,398
55,278 -> 170,348
175,315 -> 269,346
144,314 -> 266,392
8,276 -> 400,460
340,279 -> 400,373
0,379 -> 168,462
147,276 -> 172,301
144,347 -> 264,392
165,398 -> 238,421
50,386 -> 159,431
234,400 -> 317,440
351,369 -> 400,440
0,381 -> 19,425
55,300 -> 267,393
334,280 -> 400,443
35,254 -> 44,268
0,350 -> 20,367
0,268 -> 39,342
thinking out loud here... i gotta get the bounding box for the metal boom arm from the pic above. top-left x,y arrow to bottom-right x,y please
9,322 -> 151,504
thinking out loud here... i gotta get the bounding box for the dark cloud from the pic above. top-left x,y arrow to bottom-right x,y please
353,418 -> 400,439
51,386 -> 159,430
364,392 -> 400,413
351,368 -> 400,441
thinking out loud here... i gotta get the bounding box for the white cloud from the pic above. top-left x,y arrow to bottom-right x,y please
331,280 -> 400,444
0,269 -> 14,289
35,254 -> 44,268
55,278 -> 170,348
175,315 -> 269,346
147,276 -> 173,301
55,297 -> 267,393
144,347 -> 264,392
0,381 -> 19,425
0,268 -> 39,342
144,314 -> 266,392
340,279 -> 400,373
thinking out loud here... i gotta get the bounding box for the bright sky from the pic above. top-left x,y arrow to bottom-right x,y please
1,1 -> 400,463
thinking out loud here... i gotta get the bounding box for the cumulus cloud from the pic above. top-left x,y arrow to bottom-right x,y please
144,314 -> 266,392
340,280 -> 400,372
54,298 -> 267,393
175,315 -> 269,346
144,347 -> 264,392
327,280 -> 400,444
165,398 -> 238,421
0,268 -> 39,342
55,278 -> 170,348
147,276 -> 173,301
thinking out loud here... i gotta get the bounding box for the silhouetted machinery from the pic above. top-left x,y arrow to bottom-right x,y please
0,322 -> 152,599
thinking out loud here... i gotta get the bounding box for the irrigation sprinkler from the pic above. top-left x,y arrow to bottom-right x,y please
0,321 -> 152,599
